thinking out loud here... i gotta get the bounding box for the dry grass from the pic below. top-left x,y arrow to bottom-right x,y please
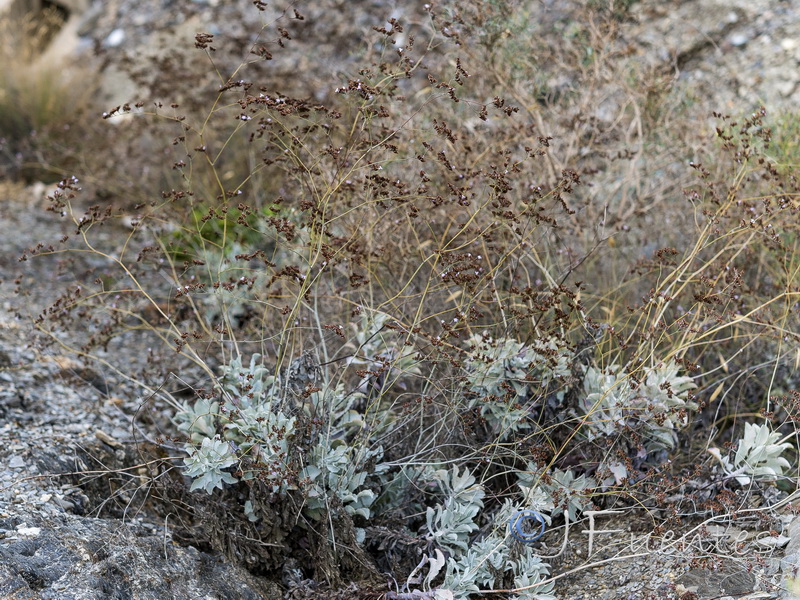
0,6 -> 100,181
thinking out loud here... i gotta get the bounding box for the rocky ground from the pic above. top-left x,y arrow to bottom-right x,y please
0,188 -> 282,599
3,0 -> 800,598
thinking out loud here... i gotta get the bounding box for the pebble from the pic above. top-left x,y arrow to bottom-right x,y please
729,32 -> 750,47
111,427 -> 130,439
104,28 -> 125,47
53,497 -> 75,512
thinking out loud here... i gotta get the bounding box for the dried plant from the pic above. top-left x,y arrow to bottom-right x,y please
14,0 -> 800,596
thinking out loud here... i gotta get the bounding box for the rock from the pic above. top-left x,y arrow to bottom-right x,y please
0,562 -> 38,600
758,534 -> 791,548
0,518 -> 278,599
729,31 -> 750,47
104,27 -> 125,47
8,456 -> 25,469
676,559 -> 756,597
94,429 -> 123,449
